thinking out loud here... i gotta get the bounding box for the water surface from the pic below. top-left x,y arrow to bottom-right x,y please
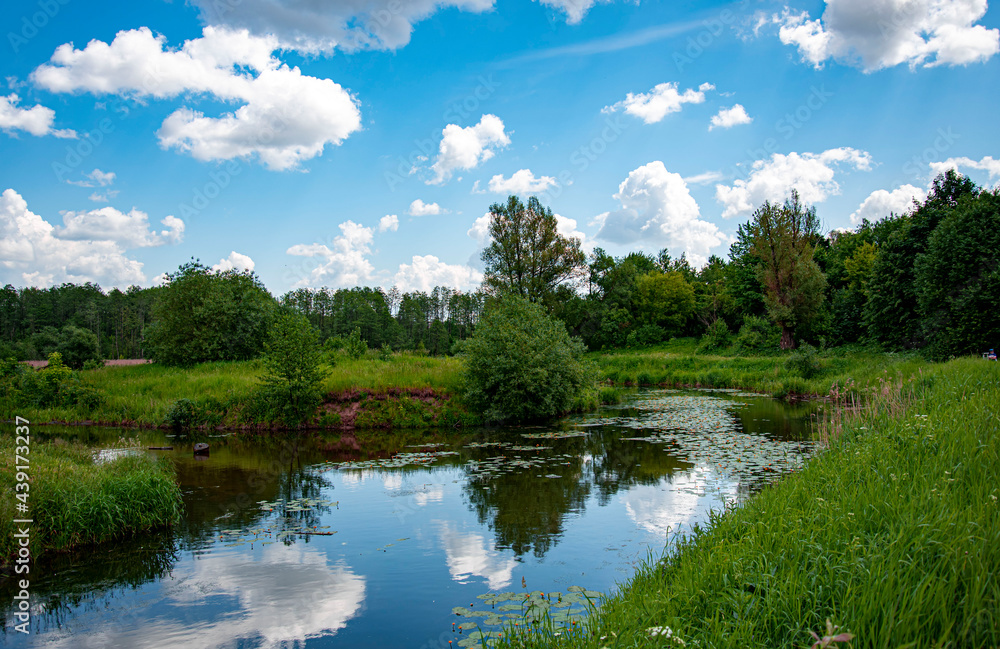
1,389 -> 819,648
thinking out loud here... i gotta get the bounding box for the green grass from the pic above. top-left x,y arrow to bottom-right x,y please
498,357 -> 1000,648
7,351 -> 465,429
593,338 -> 927,398
0,436 -> 183,567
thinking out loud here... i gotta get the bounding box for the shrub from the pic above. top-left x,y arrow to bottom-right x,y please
697,319 -> 732,353
785,342 -> 822,379
461,295 -> 597,423
164,398 -> 198,430
345,326 -> 368,360
82,358 -> 105,371
256,312 -> 330,427
735,315 -> 781,353
629,324 -> 666,347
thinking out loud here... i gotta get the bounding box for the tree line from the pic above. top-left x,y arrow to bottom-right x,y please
1,170 -> 996,366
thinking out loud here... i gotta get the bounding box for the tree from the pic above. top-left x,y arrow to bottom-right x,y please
461,295 -> 596,423
634,271 -> 695,337
915,188 -> 1000,359
144,260 -> 276,366
481,196 -> 586,304
258,311 -> 330,427
746,191 -> 826,350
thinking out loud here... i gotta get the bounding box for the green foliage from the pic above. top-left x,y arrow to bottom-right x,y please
82,358 -> 105,371
784,342 -> 821,378
257,312 -> 331,427
626,324 -> 666,347
481,195 -> 586,304
745,191 -> 827,349
144,260 -> 276,366
697,319 -> 732,353
915,188 -> 1000,359
735,315 -> 781,353
164,398 -> 199,430
345,325 -> 368,360
634,270 -> 695,336
461,295 -> 597,423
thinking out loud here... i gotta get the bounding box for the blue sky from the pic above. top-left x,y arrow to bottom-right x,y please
1,0 -> 998,295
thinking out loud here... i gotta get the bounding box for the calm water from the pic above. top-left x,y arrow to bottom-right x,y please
1,389 -> 819,648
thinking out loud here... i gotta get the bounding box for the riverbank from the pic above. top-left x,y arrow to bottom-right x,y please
593,338 -> 926,398
0,436 -> 182,570
499,356 -> 1000,648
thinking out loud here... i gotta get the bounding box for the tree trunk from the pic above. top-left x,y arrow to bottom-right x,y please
780,325 -> 795,350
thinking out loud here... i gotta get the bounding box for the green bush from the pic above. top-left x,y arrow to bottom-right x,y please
256,312 -> 330,427
735,315 -> 781,353
697,319 -> 732,353
461,296 -> 597,423
164,398 -> 199,430
785,342 -> 822,378
345,326 -> 368,360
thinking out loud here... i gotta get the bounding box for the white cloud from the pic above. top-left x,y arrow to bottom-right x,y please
32,26 -> 362,170
683,171 -> 725,185
709,104 -> 752,130
378,214 -> 399,232
554,213 -> 591,252
603,82 -> 712,124
391,255 -> 483,292
592,161 -> 726,266
535,0 -> 607,24
929,155 -> 1000,181
286,220 -> 376,288
408,199 -> 443,216
487,168 -> 557,194
0,93 -> 76,139
191,0 -> 495,53
467,212 -> 492,244
88,190 -> 120,203
774,0 -> 1000,72
0,188 -> 179,287
212,250 -> 256,273
57,207 -> 184,247
428,114 -> 510,185
849,184 -> 926,224
715,148 -> 873,218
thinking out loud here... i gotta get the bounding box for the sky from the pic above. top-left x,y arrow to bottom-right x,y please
1,0 -> 998,296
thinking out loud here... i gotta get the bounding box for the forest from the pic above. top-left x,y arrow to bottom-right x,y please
1,170 -> 997,366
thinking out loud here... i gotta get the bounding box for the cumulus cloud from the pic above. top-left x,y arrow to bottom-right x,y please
715,148 -> 873,218
773,0 -> 1000,72
191,0 -> 495,53
487,169 -> 557,194
378,214 -> 399,232
32,26 -> 362,170
0,189 -> 187,287
603,82 -> 713,124
391,255 -> 483,292
211,250 -> 256,273
57,207 -> 184,247
428,114 -> 510,184
592,161 -> 726,266
929,155 -> 1000,181
286,220 -> 376,288
535,0 -> 609,24
849,184 -> 926,224
0,93 -> 76,139
467,212 -> 492,244
438,522 -> 517,591
408,199 -> 443,216
709,104 -> 752,130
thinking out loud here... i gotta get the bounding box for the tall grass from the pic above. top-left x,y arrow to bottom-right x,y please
593,338 -> 926,398
0,437 -> 183,566
499,357 -> 1000,648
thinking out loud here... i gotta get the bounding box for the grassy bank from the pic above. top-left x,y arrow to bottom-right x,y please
0,437 -> 183,569
5,352 -> 469,430
499,357 -> 1000,648
592,338 -> 926,398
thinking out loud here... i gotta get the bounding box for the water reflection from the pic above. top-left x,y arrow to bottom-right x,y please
437,521 -> 518,590
30,545 -> 365,649
3,389 -> 819,648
